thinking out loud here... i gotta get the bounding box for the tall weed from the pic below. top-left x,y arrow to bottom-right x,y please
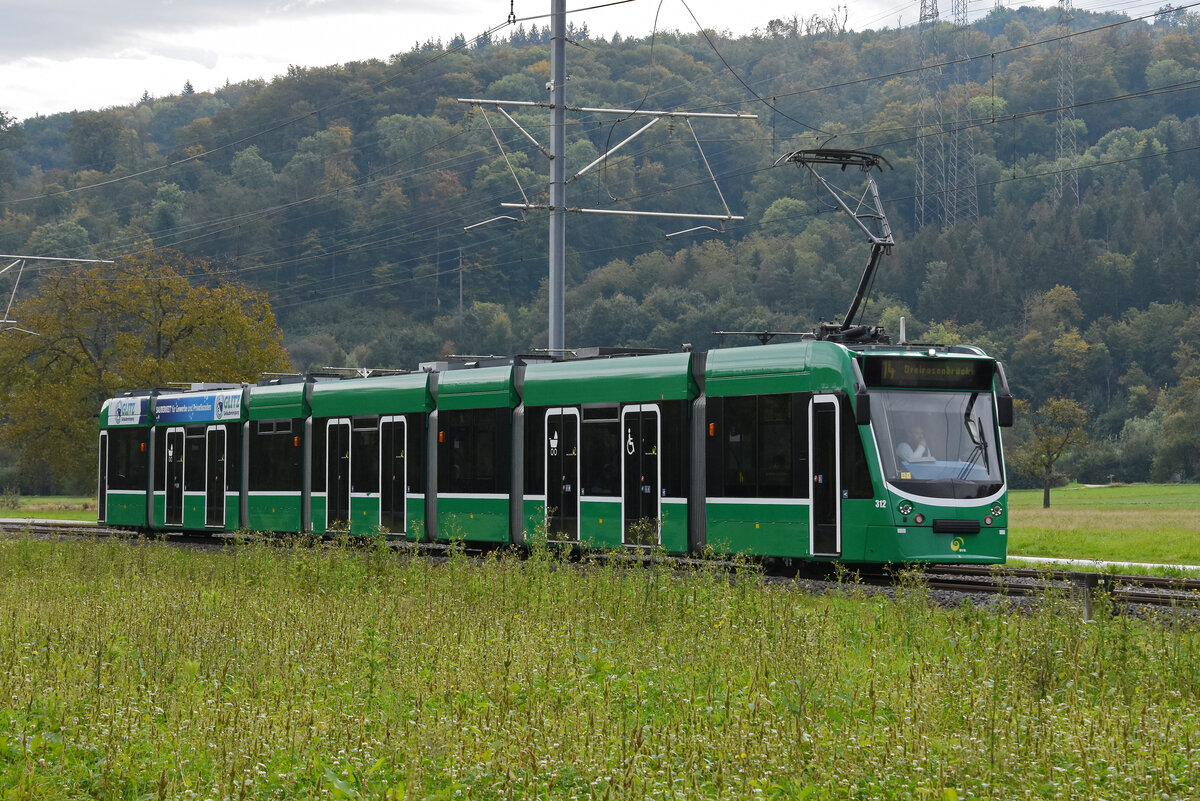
0,537 -> 1198,798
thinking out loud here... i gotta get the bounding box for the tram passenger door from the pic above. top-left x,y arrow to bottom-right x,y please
205,426 -> 226,528
165,427 -> 185,526
545,408 -> 580,542
809,395 -> 842,557
621,404 -> 660,547
98,432 -> 109,523
327,420 -> 351,530
380,417 -> 406,534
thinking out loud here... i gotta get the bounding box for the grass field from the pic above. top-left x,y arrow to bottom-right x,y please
1008,484 -> 1200,566
0,495 -> 94,522
1,537 -> 1198,799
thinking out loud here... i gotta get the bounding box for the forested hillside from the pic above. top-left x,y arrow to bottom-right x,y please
2,5 -> 1200,488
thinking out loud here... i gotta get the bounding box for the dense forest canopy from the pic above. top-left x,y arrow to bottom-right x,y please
2,5 -> 1200,489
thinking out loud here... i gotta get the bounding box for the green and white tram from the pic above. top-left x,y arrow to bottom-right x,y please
98,340 -> 1012,564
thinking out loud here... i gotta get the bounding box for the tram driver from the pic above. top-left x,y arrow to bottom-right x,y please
896,424 -> 935,463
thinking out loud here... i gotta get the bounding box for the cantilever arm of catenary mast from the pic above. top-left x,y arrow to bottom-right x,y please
2,255 -> 114,334
0,254 -> 115,263
687,119 -> 733,219
492,105 -> 552,159
478,107 -> 531,205
567,117 -> 661,184
460,98 -> 754,228
501,203 -> 743,221
2,259 -> 22,326
458,99 -> 757,121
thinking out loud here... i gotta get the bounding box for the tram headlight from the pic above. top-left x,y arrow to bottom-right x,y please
990,503 -> 1003,517
898,501 -> 913,516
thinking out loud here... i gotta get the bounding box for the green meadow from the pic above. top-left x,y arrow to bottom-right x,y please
0,495 -> 94,522
2,536 -> 1199,800
1008,484 -> 1200,566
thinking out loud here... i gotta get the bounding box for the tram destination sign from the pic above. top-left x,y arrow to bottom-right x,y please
863,356 -> 993,391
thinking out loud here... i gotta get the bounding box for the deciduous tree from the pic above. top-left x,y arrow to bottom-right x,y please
0,250 -> 291,492
1010,397 -> 1090,508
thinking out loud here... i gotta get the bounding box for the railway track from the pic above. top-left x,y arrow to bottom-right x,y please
913,564 -> 1200,618
922,563 -> 1200,599
0,518 -> 128,538
5,519 -> 1199,617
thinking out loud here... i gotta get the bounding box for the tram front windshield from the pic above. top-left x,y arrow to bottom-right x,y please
872,389 -> 1004,499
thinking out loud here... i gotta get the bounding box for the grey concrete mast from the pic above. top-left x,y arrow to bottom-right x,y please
461,2 -> 755,356
548,0 -> 566,354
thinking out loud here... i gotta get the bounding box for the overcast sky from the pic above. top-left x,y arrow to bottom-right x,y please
0,0 -> 1119,122
0,0 -> 938,122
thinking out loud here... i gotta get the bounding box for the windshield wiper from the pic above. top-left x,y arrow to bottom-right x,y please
958,393 -> 990,480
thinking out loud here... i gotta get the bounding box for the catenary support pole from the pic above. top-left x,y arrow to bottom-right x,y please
548,0 -> 566,355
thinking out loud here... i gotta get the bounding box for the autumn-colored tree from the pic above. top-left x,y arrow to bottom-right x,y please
0,250 -> 291,492
1010,397 -> 1091,508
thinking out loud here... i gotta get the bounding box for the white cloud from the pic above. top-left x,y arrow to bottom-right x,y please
0,0 -> 1081,121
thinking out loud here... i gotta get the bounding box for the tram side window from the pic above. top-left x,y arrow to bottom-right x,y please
185,428 -> 206,489
523,410 -> 545,495
249,420 -> 302,492
310,421 -> 327,493
717,396 -> 756,496
758,394 -> 792,497
107,429 -> 148,491
405,415 -> 426,493
659,401 -> 688,499
582,406 -> 619,497
706,394 -> 808,499
351,417 -> 380,493
154,429 -> 166,492
221,423 -> 241,491
440,408 -> 511,494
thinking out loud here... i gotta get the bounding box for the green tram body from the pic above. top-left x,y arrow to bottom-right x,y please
308,372 -> 434,538
97,341 -> 1012,564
